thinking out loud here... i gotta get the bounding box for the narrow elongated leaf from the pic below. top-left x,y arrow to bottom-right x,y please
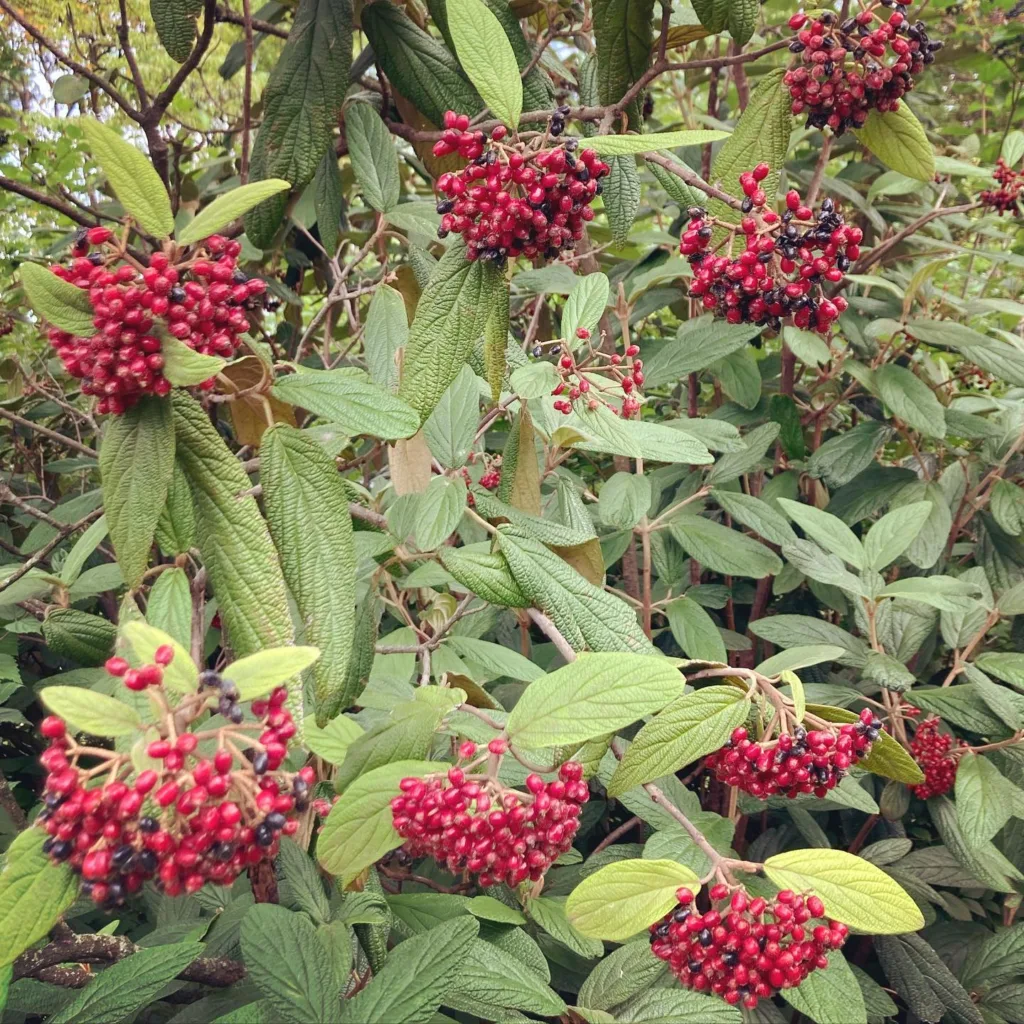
80,119 -> 174,238
346,103 -> 401,213
363,284 -> 407,391
439,546 -> 530,607
669,516 -> 782,579
955,753 -> 1013,847
756,645 -> 848,676
178,179 -> 291,245
608,687 -> 748,795
592,0 -> 656,126
19,262 -> 95,335
262,425 -> 357,723
506,652 -> 684,747
145,567 -> 191,648
447,0 -> 522,127
586,129 -> 729,155
562,273 -> 610,343
764,849 -> 924,934
566,859 -> 700,941
40,686 -> 144,736
99,397 -> 175,588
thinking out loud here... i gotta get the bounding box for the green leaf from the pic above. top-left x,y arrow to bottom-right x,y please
665,596 -> 727,663
363,285 -> 407,391
784,324 -> 832,367
414,476 -> 467,552
874,364 -> 946,439
80,119 -> 174,238
863,651 -> 916,694
423,365 -> 479,468
303,714 -> 363,764
271,370 -> 419,440
447,0 -> 522,127
577,940 -> 665,1011
749,615 -> 869,668
340,917 -> 479,1024
318,760 -> 438,884
604,154 -> 641,245
40,686 -> 144,736
853,105 -> 935,182
171,393 -> 292,659
483,277 -> 510,403
705,423 -> 781,487
146,566 -> 192,648
475,492 -> 594,547
19,263 -> 95,335
763,849 -> 924,934
781,953 -> 867,1024
669,516 -> 782,579
566,859 -> 700,941
361,2 -> 481,128
52,73 -> 91,105
99,397 -> 175,588
643,317 -> 761,388
244,0 -> 352,245
562,273 -> 610,341
598,472 -> 651,531
314,148 -> 344,258
262,425 -> 357,723
346,103 -> 401,213
51,942 -> 205,1024
241,904 -> 341,1024
528,897 -> 605,959
448,938 -> 566,1016
955,753 -> 1014,848
727,0 -> 758,44
0,830 -> 79,968
586,129 -> 729,156
592,0 -> 656,127
398,241 -> 504,422
960,923 -> 1024,991
439,546 -> 530,607
691,0 -> 727,31
756,645 -> 848,676
42,609 -> 116,666
446,635 -> 543,681
150,0 -> 203,62
161,333 -> 227,386
881,575 -> 982,611
708,68 -> 792,221
710,489 -> 796,547
608,687 -> 748,796
778,498 -> 865,569
155,462 -> 196,556
119,620 -> 197,695
178,179 -> 291,245
568,404 -> 712,465
506,652 -> 684,747
59,514 -> 109,586
863,500 -> 934,571
334,702 -> 441,791
226,646 -> 320,701
974,653 -> 1024,692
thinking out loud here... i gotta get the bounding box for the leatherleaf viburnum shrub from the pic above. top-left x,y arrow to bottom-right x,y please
4,0 -> 1023,1019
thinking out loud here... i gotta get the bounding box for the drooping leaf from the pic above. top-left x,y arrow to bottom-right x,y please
592,0 -> 656,127
854,104 -> 935,182
346,102 -> 402,213
150,0 -> 203,62
19,263 -> 95,336
178,179 -> 291,245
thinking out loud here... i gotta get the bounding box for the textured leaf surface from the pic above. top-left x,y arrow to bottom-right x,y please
438,546 -> 530,607
346,102 -> 401,213
955,753 -> 1013,847
781,953 -> 867,1024
42,609 -> 116,665
398,242 -> 504,421
669,516 -> 782,579
586,129 -> 728,155
150,0 -> 202,62
764,849 -> 924,933
854,105 -> 935,181
567,859 -> 699,940
506,652 -> 683,747
262,425 -> 356,722
447,0 -> 522,128
592,0 -> 656,126
19,263 -> 95,335
171,394 -> 292,659
875,364 -> 946,439
100,397 -> 175,588
80,119 -> 174,238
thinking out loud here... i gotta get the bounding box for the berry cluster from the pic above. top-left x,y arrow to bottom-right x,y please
45,228 -> 266,415
909,717 -> 962,799
980,158 -> 1024,216
784,4 -> 942,135
433,110 -> 610,267
705,709 -> 882,799
37,648 -> 309,908
391,746 -> 587,888
682,166 -> 856,336
549,327 -> 645,418
459,453 -> 501,505
650,885 -> 849,1008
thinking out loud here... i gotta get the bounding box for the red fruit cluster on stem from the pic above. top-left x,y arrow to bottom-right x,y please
784,4 -> 941,135
391,752 -> 588,888
682,165 -> 856,336
433,109 -> 609,267
909,717 -> 962,798
980,158 -> 1024,216
550,327 -> 645,418
650,885 -> 849,1008
704,709 -> 882,799
37,650 -> 311,908
46,231 -> 267,415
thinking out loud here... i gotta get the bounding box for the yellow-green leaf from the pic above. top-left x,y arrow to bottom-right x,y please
228,646 -> 321,700
161,334 -> 227,387
178,178 -> 291,245
853,105 -> 935,182
19,263 -> 95,336
447,0 -> 522,128
586,129 -> 729,156
119,620 -> 197,695
40,686 -> 144,737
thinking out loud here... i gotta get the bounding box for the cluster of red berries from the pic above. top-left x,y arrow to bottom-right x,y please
784,4 -> 941,135
650,885 -> 849,1008
45,228 -> 266,415
682,166 -> 856,336
549,327 -> 645,418
391,743 -> 587,888
980,158 -> 1024,216
433,110 -> 610,267
909,717 -> 962,799
37,648 -> 309,907
705,709 -> 882,799
459,454 -> 501,505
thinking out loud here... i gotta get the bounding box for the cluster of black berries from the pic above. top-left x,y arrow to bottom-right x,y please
785,4 -> 942,134
200,669 -> 244,725
433,110 -> 609,267
46,229 -> 267,415
704,710 -> 882,799
681,166 -> 857,336
980,158 -> 1024,215
650,885 -> 849,1008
